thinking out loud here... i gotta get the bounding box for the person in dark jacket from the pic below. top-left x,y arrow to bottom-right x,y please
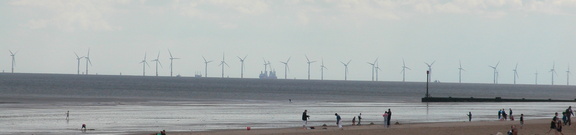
387,109 -> 392,127
335,113 -> 342,129
302,110 -> 310,128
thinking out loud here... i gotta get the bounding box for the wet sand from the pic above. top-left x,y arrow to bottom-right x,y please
143,119 -> 576,135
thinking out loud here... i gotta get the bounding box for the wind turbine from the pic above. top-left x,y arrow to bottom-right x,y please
74,52 -> 84,75
550,62 -> 557,85
320,59 -> 328,80
512,63 -> 519,84
9,50 -> 17,73
567,65 -> 571,85
202,56 -> 213,77
425,61 -> 436,82
375,62 -> 382,81
168,49 -> 180,77
218,53 -> 230,78
140,53 -> 150,76
84,49 -> 92,75
280,57 -> 291,79
340,60 -> 351,80
367,58 -> 378,81
151,52 -> 163,77
401,59 -> 411,82
263,58 -> 269,73
458,60 -> 465,83
237,55 -> 247,78
534,70 -> 539,85
489,61 -> 500,84
305,55 -> 316,80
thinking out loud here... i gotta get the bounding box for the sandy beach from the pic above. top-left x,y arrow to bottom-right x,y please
144,119 -> 576,135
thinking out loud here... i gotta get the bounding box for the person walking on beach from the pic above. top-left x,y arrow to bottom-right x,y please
66,110 -> 69,120
467,112 -> 472,122
387,109 -> 392,127
335,113 -> 342,129
502,109 -> 508,120
498,109 -> 502,120
547,118 -> 557,134
509,108 -> 514,121
352,116 -> 356,125
383,111 -> 389,126
565,106 -> 573,126
302,110 -> 310,128
357,113 -> 362,125
556,118 -> 564,135
520,114 -> 524,129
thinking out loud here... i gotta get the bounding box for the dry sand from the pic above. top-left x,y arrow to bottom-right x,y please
139,119 -> 576,135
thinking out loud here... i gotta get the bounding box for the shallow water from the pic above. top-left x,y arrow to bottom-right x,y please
0,74 -> 575,134
0,100 -> 573,135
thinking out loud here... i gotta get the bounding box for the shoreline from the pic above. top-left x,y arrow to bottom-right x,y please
133,118 -> 576,135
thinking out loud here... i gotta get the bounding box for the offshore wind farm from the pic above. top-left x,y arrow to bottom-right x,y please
2,1 -> 576,135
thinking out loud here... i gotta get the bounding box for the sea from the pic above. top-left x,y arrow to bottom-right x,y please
0,73 -> 575,135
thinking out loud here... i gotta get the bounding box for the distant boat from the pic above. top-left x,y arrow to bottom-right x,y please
259,71 -> 277,79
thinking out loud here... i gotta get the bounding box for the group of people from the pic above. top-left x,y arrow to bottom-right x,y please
498,108 -> 515,121
301,109 -> 392,129
548,106 -> 574,135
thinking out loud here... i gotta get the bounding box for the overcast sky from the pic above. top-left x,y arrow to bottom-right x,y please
1,0 -> 575,85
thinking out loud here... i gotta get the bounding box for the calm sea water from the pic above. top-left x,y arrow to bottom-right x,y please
0,73 -> 575,135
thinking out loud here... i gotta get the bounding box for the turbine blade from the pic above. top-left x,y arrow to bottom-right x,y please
168,49 -> 174,58
305,55 -> 310,62
347,60 -> 351,65
202,56 -> 207,62
74,52 -> 80,58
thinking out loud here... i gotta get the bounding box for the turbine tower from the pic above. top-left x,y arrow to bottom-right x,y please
550,62 -> 557,85
425,61 -> 436,82
74,52 -> 84,75
367,58 -> 378,81
513,63 -> 519,84
534,70 -> 539,85
140,53 -> 150,76
218,53 -> 229,78
401,59 -> 411,82
375,62 -> 382,81
202,56 -> 213,77
458,60 -> 465,83
305,55 -> 316,80
567,65 -> 571,85
168,49 -> 180,77
263,58 -> 269,73
237,55 -> 247,78
151,52 -> 162,77
320,59 -> 327,80
340,60 -> 351,80
9,50 -> 17,73
280,57 -> 291,79
489,61 -> 500,84
84,49 -> 92,75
